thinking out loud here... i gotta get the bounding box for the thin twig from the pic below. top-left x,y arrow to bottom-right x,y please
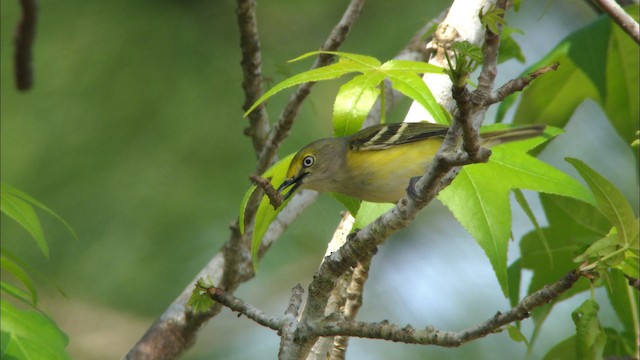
249,174 -> 284,208
309,270 -> 583,345
207,269 -> 584,347
14,0 -> 38,91
592,0 -> 640,44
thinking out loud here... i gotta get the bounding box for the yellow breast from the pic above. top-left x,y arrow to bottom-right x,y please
344,138 -> 443,203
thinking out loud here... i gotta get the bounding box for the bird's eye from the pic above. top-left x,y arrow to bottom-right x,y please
302,155 -> 315,168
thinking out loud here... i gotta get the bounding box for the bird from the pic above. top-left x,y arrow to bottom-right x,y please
277,122 -> 545,203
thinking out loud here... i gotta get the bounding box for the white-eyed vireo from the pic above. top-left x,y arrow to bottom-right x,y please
277,122 -> 545,203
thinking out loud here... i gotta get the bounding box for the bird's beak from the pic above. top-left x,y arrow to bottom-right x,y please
277,172 -> 307,201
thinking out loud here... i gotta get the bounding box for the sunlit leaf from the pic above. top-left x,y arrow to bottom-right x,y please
439,125 -> 592,296
352,202 -> 393,231
1,299 -> 71,360
238,154 -> 295,270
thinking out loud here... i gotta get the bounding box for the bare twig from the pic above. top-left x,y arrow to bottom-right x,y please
309,270 -> 583,345
14,0 -> 38,91
249,174 -> 284,208
592,0 -> 640,44
207,270 -> 584,348
488,61 -> 560,105
237,0 -> 271,156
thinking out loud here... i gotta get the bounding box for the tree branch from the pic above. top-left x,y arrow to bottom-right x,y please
207,269 -> 584,347
592,0 -> 640,44
14,0 -> 38,91
237,0 -> 271,156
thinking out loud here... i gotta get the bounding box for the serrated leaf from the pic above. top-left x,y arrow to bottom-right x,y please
572,299 -> 606,360
439,125 -> 593,296
238,154 -> 296,270
573,233 -> 618,264
521,194 -> 609,347
497,8 -> 639,143
567,158 -> 638,248
1,299 -> 71,360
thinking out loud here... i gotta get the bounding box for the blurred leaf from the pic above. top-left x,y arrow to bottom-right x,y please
521,194 -> 609,346
572,299 -> 606,360
0,299 -> 71,360
605,269 -> 639,345
498,31 -> 525,64
496,7 -> 639,144
1,184 -> 47,258
352,202 -> 393,231
1,183 -> 78,260
567,158 -> 638,248
439,125 -> 593,296
331,193 -> 361,216
507,259 -> 521,309
239,154 -> 295,270
602,327 -> 637,358
0,282 -> 33,306
480,6 -> 506,35
0,254 -> 37,305
543,336 -> 577,360
507,324 -> 530,348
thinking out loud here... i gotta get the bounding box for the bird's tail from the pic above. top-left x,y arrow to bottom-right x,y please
480,124 -> 546,147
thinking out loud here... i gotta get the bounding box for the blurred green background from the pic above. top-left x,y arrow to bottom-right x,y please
1,1 -> 635,359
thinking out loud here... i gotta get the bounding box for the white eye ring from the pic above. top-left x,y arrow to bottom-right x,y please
302,155 -> 315,168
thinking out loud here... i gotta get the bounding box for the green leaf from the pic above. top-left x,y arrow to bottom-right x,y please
572,299 -> 606,360
543,336 -> 577,360
238,154 -> 295,270
567,158 -> 638,248
331,193 -> 361,216
0,282 -> 33,306
498,26 -> 526,64
1,299 -> 71,360
385,69 -> 448,125
1,184 -> 48,258
497,7 -> 639,143
245,51 -> 448,128
333,73 -> 384,137
352,202 -> 393,231
605,269 -> 639,345
520,193 -> 609,347
507,259 -> 521,309
439,125 -> 593,296
0,254 -> 37,305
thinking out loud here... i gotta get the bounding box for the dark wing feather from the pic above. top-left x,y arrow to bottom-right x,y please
348,122 -> 449,151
